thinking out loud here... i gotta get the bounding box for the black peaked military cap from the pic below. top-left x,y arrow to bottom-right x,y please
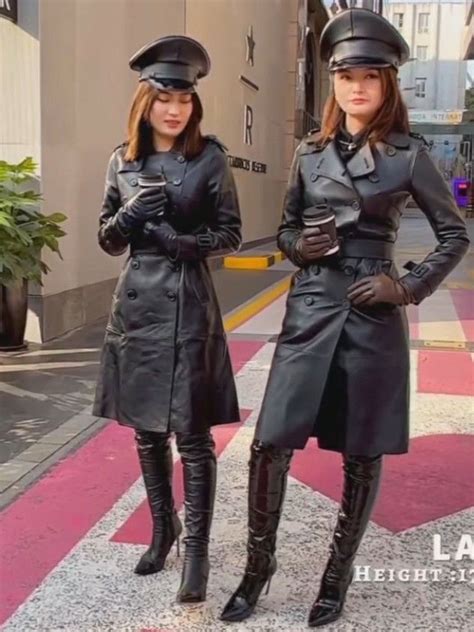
129,35 -> 210,91
320,8 -> 410,71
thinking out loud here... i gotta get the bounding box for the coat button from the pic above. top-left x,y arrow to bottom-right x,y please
352,200 -> 360,211
172,178 -> 182,186
385,146 -> 396,157
310,173 -> 318,182
127,289 -> 137,300
368,173 -> 379,183
167,290 -> 177,301
344,265 -> 354,276
342,299 -> 351,309
176,155 -> 185,163
131,260 -> 140,270
130,178 -> 138,186
304,296 -> 314,306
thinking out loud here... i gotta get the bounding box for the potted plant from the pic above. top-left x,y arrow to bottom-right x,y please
0,157 -> 67,351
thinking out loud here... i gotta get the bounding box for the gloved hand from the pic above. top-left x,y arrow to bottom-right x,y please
295,227 -> 338,262
347,273 -> 412,306
143,220 -> 179,258
116,187 -> 167,234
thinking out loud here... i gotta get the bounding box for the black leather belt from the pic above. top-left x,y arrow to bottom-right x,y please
130,247 -> 166,256
338,239 -> 394,260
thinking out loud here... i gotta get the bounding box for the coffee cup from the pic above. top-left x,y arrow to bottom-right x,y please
302,204 -> 339,255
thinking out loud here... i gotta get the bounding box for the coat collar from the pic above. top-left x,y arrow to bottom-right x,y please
384,132 -> 410,149
302,130 -> 411,188
117,158 -> 144,173
115,146 -> 187,173
303,139 -> 375,188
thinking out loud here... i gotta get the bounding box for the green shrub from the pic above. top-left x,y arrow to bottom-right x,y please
0,157 -> 67,285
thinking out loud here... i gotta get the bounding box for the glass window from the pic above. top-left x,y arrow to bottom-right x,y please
415,77 -> 427,98
418,13 -> 429,34
416,46 -> 428,61
394,13 -> 404,28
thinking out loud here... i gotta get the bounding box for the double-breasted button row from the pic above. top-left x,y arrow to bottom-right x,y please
131,260 -> 140,270
304,295 -> 352,310
127,289 -> 177,301
343,265 -> 354,276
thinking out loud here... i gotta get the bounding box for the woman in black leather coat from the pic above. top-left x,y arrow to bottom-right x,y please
93,36 -> 241,603
221,9 -> 469,627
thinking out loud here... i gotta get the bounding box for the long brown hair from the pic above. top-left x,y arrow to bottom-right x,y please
124,81 -> 205,161
317,67 -> 409,145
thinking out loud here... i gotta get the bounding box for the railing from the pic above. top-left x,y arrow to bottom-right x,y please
294,109 -> 320,140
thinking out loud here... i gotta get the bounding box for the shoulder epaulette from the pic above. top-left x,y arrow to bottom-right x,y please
112,141 -> 127,153
409,132 -> 429,147
204,135 -> 228,152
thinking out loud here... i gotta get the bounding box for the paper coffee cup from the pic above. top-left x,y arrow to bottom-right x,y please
302,206 -> 339,255
138,173 -> 167,188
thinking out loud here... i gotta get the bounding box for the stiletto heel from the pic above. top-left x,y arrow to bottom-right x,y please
220,441 -> 292,623
135,511 -> 182,575
264,575 -> 272,596
176,536 -> 181,558
134,430 -> 182,576
308,456 -> 382,627
176,432 -> 216,604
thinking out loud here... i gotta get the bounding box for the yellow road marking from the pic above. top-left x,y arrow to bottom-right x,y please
224,277 -> 291,332
423,340 -> 467,350
224,255 -> 275,269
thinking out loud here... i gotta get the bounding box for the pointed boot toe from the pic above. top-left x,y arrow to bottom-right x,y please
308,600 -> 343,627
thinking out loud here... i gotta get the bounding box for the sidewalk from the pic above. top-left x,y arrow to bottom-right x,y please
0,218 -> 472,629
1,218 -> 472,508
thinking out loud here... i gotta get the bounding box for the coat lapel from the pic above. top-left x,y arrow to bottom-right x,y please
346,142 -> 376,179
308,141 -> 354,189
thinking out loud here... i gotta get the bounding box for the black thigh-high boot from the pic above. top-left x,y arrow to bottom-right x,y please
308,454 -> 383,627
134,431 -> 182,575
175,431 -> 217,603
220,440 -> 293,622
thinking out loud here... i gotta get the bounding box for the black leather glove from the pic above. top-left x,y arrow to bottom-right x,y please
295,227 -> 338,263
115,187 -> 167,235
143,220 -> 179,258
347,273 -> 412,306
143,221 -> 213,262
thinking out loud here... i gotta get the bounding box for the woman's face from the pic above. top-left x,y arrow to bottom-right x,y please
333,67 -> 383,122
148,90 -> 193,139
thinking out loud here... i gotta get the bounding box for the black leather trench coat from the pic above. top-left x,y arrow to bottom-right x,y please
93,137 -> 242,434
255,132 -> 469,455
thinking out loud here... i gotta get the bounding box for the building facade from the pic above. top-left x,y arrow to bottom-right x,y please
1,0 -> 329,342
384,0 -> 468,111
463,0 -> 473,60
384,0 -> 471,184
